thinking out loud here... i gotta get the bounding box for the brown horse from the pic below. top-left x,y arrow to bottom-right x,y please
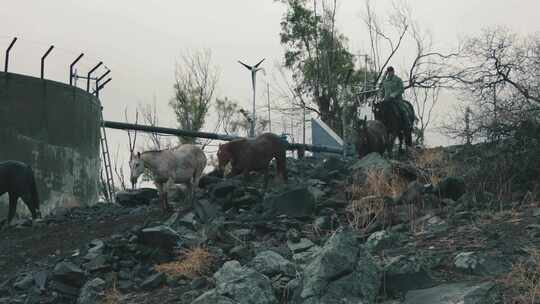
354,117 -> 390,158
217,133 -> 288,188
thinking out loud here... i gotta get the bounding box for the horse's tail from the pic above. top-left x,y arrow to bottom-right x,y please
28,167 -> 40,218
276,148 -> 287,182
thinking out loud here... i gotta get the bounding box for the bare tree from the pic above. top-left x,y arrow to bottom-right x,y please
113,145 -> 128,191
406,86 -> 439,145
170,49 -> 219,143
442,27 -> 540,142
125,107 -> 139,156
138,98 -> 173,151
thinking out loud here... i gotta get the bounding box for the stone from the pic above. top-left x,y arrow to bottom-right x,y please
436,176 -> 466,201
248,251 -> 296,277
139,225 -> 180,252
403,282 -> 501,304
178,212 -> 198,230
286,228 -> 301,243
294,228 -> 381,304
115,188 -> 158,207
453,252 -> 510,276
313,215 -> 334,231
77,278 -> 106,304
263,187 -> 316,219
83,255 -> 110,272
140,273 -> 165,290
52,280 -> 81,296
118,280 -> 135,291
229,245 -> 252,261
53,262 -> 86,287
211,180 -> 239,199
192,290 -> 237,304
194,260 -> 277,304
416,214 -> 449,235
398,181 -> 426,205
193,199 -> 218,223
365,230 -> 399,252
287,238 -> 315,253
383,255 -> 435,296
13,273 -> 34,290
352,153 -> 392,177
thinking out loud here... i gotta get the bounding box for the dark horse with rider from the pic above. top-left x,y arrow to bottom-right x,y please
372,66 -> 416,155
353,66 -> 417,158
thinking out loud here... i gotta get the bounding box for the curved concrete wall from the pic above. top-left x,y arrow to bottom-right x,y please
0,71 -> 101,217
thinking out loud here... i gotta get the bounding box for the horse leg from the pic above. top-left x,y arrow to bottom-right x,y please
263,167 -> 270,193
7,193 -> 18,225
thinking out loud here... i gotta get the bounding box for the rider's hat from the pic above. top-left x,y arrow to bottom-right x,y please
386,66 -> 394,72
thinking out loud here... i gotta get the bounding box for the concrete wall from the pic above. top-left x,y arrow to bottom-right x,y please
0,71 -> 101,217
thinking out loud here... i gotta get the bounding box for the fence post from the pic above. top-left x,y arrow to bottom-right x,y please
40,45 -> 54,79
69,53 -> 84,86
86,62 -> 103,92
4,37 -> 17,73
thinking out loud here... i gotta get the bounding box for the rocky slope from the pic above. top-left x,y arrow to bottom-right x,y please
1,145 -> 539,304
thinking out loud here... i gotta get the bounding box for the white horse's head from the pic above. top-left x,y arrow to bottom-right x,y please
129,152 -> 144,189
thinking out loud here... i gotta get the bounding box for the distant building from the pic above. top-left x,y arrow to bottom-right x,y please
311,118 -> 345,158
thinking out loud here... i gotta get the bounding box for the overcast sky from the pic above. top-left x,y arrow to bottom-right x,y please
2,0 -> 540,172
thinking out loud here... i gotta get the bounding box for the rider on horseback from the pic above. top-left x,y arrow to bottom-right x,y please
380,66 -> 411,131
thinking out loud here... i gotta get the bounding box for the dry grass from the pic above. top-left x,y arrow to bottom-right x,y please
347,169 -> 408,234
503,247 -> 540,303
102,279 -> 121,304
414,148 -> 444,169
351,169 -> 408,199
154,246 -> 213,279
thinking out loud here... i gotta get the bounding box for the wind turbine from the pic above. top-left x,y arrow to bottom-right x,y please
238,58 -> 265,137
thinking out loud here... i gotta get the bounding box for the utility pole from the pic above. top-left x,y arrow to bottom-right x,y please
267,82 -> 271,132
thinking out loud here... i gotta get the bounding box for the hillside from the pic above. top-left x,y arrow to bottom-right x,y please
1,142 -> 540,304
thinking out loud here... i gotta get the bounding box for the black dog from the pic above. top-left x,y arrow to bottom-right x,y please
0,160 -> 41,226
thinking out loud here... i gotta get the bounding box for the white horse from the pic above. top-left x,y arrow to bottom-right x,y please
129,144 -> 207,212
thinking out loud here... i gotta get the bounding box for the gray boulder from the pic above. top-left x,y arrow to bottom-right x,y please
382,255 -> 435,296
294,228 -> 381,304
248,251 -> 296,277
436,176 -> 466,201
351,153 -> 392,185
403,282 -> 501,304
53,262 -> 86,288
191,260 -> 277,304
115,188 -> 158,207
77,278 -> 106,304
453,251 -> 510,276
365,230 -> 399,253
139,225 -> 180,252
263,187 -> 315,219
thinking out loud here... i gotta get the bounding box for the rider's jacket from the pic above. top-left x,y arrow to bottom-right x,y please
381,74 -> 404,101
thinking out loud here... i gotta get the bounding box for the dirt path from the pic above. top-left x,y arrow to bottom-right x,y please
0,207 -> 163,282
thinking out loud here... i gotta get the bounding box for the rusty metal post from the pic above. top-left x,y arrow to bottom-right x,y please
86,61 -> 102,92
95,69 -> 110,97
96,77 -> 111,98
40,45 -> 54,79
69,53 -> 84,86
4,37 -> 17,73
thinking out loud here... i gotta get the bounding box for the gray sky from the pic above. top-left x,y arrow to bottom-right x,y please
2,0 -> 540,178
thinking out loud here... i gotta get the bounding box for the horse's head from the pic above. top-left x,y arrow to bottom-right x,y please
355,116 -> 370,158
129,152 -> 144,189
216,144 -> 232,172
372,101 -> 383,121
